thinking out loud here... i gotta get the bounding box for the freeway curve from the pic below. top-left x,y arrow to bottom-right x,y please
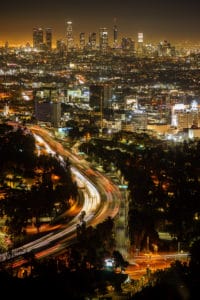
0,125 -> 122,265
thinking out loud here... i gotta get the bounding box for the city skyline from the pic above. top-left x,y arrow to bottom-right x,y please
1,0 -> 200,47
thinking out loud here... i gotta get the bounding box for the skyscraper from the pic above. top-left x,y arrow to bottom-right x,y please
99,28 -> 109,52
88,32 -> 97,50
121,37 -> 135,53
33,27 -> 44,49
79,32 -> 85,49
113,18 -> 118,48
137,32 -> 144,55
56,40 -> 66,55
51,101 -> 62,128
45,28 -> 52,50
89,84 -> 112,111
66,20 -> 74,50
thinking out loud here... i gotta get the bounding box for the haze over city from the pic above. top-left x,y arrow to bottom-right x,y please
1,0 -> 200,46
1,0 -> 200,298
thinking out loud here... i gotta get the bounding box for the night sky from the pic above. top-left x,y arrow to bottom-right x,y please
1,0 -> 200,46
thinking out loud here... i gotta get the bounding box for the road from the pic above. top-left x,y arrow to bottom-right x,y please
125,251 -> 189,280
0,125 -> 122,266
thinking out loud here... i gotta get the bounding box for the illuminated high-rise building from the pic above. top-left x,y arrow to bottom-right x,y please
33,27 -> 44,49
113,25 -> 118,48
79,32 -> 85,49
138,32 -> 143,43
99,28 -> 109,52
56,40 -> 66,54
137,32 -> 144,55
113,18 -> 118,48
45,28 -> 52,50
121,37 -> 135,53
3,103 -> 9,117
88,32 -> 97,50
66,20 -> 74,50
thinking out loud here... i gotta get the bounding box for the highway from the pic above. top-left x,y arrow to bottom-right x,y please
0,125 -> 122,265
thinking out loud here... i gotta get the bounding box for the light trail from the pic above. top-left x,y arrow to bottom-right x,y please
0,127 -> 121,264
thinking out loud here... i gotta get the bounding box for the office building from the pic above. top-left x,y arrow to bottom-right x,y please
171,102 -> 200,129
34,87 -> 62,128
51,101 -> 62,128
80,32 -> 85,49
33,27 -> 44,49
121,37 -> 135,53
56,40 -> 66,54
88,32 -> 97,50
89,84 -> 112,111
45,28 -> 52,50
113,24 -> 118,48
137,32 -> 144,55
99,28 -> 109,52
66,20 -> 74,50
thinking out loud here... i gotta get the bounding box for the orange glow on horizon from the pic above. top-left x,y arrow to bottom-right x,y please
0,36 -> 58,48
